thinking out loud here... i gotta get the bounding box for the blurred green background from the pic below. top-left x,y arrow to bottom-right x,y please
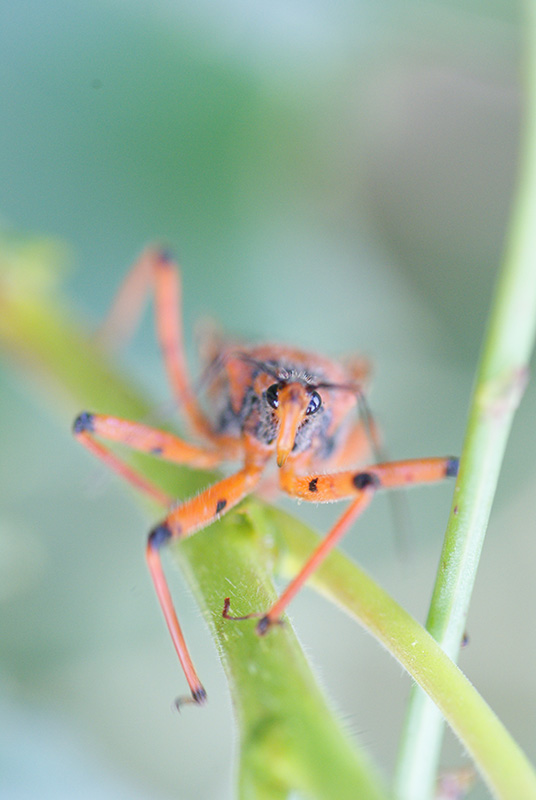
1,1 -> 534,798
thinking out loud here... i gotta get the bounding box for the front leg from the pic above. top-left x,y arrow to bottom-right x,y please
279,456 -> 459,502
224,456 -> 458,635
73,411 -> 225,506
74,410 -> 267,703
147,462 -> 265,703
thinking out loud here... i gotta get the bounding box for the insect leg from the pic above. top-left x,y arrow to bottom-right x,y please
74,409 -> 266,702
227,456 -> 458,634
151,251 -> 216,440
97,247 -> 156,350
280,456 -> 458,502
98,247 -> 214,440
252,486 -> 377,634
73,411 -> 225,506
146,463 -> 265,703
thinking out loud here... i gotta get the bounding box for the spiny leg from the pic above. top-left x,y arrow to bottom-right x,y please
225,456 -> 458,634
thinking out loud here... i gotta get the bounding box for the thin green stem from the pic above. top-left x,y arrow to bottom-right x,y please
394,5 -> 536,797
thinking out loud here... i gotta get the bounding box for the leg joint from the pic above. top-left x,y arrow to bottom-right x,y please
73,411 -> 95,434
155,247 -> 175,267
352,471 -> 380,491
148,522 -> 173,550
446,457 -> 459,478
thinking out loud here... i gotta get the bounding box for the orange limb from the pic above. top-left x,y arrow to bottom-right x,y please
257,487 -> 376,633
74,424 -> 172,507
146,544 -> 207,706
152,254 -> 215,440
73,410 -> 227,506
146,460 -> 266,701
76,412 -> 224,468
224,456 -> 458,634
98,247 -> 214,440
223,484 -> 376,634
97,248 -> 155,350
153,461 -> 266,540
74,407 -> 268,703
279,456 -> 458,503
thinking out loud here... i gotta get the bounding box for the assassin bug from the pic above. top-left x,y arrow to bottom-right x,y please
73,248 -> 458,706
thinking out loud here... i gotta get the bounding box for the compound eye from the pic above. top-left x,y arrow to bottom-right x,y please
266,383 -> 280,409
306,390 -> 322,415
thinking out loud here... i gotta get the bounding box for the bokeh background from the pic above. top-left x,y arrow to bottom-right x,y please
1,1 -> 535,798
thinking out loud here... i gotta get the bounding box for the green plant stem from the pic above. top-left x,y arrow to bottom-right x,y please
394,6 -> 536,797
264,506 -> 536,800
178,510 -> 389,800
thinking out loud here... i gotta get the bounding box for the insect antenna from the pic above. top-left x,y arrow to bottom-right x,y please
232,353 -> 282,381
356,388 -> 413,560
195,351 -> 283,394
195,352 -> 230,393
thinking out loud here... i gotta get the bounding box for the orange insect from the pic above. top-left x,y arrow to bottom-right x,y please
73,248 -> 458,706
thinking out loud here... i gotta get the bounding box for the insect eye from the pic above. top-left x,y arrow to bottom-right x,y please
306,390 -> 322,415
266,383 -> 280,409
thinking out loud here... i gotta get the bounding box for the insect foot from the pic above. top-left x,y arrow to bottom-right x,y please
255,615 -> 284,636
174,687 -> 208,712
222,598 -> 284,636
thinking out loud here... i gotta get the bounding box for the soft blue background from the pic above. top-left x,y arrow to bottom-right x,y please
1,2 -> 534,798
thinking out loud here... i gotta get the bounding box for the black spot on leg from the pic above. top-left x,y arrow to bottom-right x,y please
352,471 -> 379,490
256,615 -> 284,636
215,499 -> 227,515
157,247 -> 174,264
256,616 -> 271,636
175,686 -> 207,711
150,446 -> 164,456
73,412 -> 95,434
308,477 -> 318,493
148,522 -> 173,550
446,458 -> 459,477
191,686 -> 207,705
